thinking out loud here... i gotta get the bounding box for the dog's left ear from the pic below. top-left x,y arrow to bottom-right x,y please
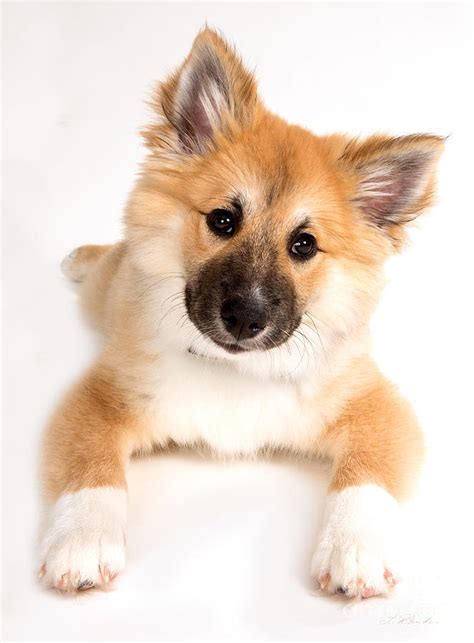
148,28 -> 259,155
340,134 -> 445,245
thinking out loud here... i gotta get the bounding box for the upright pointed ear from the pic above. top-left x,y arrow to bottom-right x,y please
147,28 -> 259,155
340,134 -> 445,245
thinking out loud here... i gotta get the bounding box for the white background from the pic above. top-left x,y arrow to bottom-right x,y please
2,1 -> 474,641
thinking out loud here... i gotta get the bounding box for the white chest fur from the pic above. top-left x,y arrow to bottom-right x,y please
146,350 -> 324,456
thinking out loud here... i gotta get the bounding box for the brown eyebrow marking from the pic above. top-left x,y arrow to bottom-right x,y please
266,156 -> 290,207
230,195 -> 243,213
197,194 -> 244,216
266,182 -> 279,207
289,217 -> 327,253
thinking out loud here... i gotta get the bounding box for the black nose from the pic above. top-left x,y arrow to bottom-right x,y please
220,297 -> 268,341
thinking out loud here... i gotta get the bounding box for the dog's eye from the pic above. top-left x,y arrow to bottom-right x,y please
290,232 -> 317,260
207,209 -> 236,237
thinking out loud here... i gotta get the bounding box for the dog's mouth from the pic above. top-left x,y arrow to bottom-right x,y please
210,338 -> 251,354
188,327 -> 264,356
188,339 -> 250,357
186,318 -> 302,358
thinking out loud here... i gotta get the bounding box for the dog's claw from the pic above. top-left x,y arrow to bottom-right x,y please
318,572 -> 330,590
384,568 -> 397,586
77,579 -> 95,591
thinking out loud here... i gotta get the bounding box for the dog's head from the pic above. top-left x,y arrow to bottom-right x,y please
126,29 -> 444,378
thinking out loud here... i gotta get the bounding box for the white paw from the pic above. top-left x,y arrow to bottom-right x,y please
311,485 -> 401,599
39,487 -> 127,592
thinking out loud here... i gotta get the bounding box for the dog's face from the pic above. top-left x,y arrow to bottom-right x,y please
181,124 -> 351,358
126,29 -> 443,378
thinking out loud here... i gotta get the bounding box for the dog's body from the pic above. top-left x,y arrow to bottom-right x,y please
39,29 -> 443,598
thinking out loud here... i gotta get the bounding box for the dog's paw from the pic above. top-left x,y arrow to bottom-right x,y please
38,487 -> 127,592
311,485 -> 401,599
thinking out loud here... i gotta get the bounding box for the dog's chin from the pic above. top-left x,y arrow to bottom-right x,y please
188,335 -> 259,360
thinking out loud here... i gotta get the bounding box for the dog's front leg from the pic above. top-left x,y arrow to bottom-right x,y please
312,376 -> 425,599
38,360 -> 145,591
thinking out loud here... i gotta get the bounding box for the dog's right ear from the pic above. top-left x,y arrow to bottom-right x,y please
145,28 -> 259,156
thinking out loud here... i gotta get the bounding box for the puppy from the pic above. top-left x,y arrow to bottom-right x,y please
38,29 -> 444,598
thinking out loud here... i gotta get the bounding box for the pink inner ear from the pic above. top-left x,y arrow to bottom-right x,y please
355,150 -> 434,227
174,44 -> 230,155
359,171 -> 406,223
185,89 -> 215,152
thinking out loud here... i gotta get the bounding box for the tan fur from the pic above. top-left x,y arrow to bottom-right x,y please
42,28 -> 442,554
320,358 -> 425,500
42,360 -> 137,498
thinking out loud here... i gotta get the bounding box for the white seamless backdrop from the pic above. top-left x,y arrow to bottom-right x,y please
2,2 -> 474,641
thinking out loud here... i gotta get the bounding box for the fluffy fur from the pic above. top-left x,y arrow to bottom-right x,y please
39,29 -> 443,598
